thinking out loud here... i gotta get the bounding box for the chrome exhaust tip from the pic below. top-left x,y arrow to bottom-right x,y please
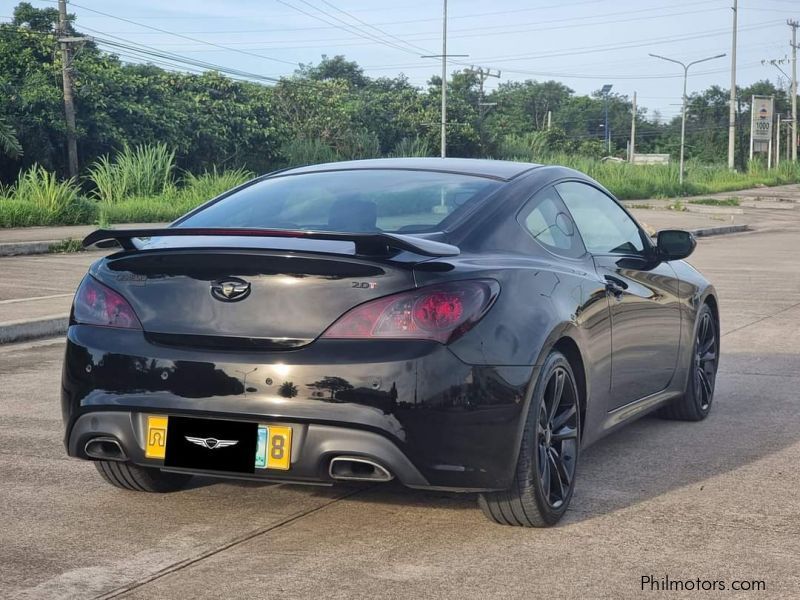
84,437 -> 127,461
329,456 -> 393,482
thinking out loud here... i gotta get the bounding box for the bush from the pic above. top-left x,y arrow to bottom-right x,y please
14,165 -> 80,213
99,196 -> 194,225
88,144 -> 176,204
389,136 -> 431,158
0,199 -> 50,227
496,132 -> 548,161
338,130 -> 381,160
179,168 -> 253,206
0,195 -> 97,227
280,137 -> 338,167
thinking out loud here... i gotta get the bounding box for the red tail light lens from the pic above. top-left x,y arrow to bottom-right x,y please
73,276 -> 142,330
322,280 -> 499,344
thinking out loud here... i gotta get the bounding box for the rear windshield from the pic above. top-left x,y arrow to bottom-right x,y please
177,169 -> 502,234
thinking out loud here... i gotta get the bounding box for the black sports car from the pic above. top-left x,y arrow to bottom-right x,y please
62,158 -> 719,527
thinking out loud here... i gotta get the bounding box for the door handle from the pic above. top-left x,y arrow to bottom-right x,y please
604,275 -> 628,298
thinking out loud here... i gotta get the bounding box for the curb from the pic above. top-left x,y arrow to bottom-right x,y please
0,240 -> 104,257
0,241 -> 58,256
0,240 -> 105,256
690,224 -> 750,237
0,315 -> 69,344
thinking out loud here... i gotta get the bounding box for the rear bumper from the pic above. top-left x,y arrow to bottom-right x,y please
68,411 -> 429,487
62,325 -> 535,491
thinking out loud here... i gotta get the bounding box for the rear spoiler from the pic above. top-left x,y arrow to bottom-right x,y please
82,227 -> 460,258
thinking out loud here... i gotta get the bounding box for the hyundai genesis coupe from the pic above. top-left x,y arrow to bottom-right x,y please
62,158 -> 719,527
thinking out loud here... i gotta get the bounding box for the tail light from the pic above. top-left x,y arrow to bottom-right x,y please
322,280 -> 499,344
73,276 -> 142,330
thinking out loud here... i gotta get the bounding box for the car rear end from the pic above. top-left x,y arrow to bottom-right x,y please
61,166 -> 531,491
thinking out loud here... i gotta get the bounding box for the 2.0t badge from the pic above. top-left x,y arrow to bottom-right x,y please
210,277 -> 251,302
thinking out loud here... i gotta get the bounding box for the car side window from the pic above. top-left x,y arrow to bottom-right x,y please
518,186 -> 584,258
555,181 -> 645,255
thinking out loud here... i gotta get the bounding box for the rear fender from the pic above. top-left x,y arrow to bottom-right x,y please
509,323 -> 592,472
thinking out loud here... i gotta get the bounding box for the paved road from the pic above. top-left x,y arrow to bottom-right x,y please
2,225 -> 799,599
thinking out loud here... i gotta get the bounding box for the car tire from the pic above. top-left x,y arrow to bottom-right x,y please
479,350 -> 580,527
94,460 -> 192,493
658,303 -> 718,422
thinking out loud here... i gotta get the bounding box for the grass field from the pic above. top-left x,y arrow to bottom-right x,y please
2,145 -> 800,228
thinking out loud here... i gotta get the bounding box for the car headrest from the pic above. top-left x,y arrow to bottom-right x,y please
328,198 -> 378,232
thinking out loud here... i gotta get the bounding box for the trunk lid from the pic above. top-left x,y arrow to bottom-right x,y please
92,243 -> 417,347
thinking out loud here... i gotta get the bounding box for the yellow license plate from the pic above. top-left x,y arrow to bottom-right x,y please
145,415 -> 168,459
145,415 -> 292,470
256,425 -> 292,470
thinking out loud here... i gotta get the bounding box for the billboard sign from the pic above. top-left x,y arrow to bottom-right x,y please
751,96 -> 774,142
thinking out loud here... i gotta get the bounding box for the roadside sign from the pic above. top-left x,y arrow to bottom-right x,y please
751,96 -> 773,142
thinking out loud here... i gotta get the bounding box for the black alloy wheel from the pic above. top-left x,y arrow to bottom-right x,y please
536,366 -> 579,509
479,350 -> 580,527
659,303 -> 718,421
694,309 -> 718,411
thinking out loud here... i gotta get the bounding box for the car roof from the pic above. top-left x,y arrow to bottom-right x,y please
279,158 -> 542,182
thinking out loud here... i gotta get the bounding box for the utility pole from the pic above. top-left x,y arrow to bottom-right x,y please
421,0 -> 467,158
630,91 -> 637,163
728,0 -> 737,170
762,58 -> 792,164
650,53 -> 726,186
58,0 -> 79,178
601,84 -> 613,153
465,65 -> 500,155
440,0 -> 447,158
789,19 -> 798,161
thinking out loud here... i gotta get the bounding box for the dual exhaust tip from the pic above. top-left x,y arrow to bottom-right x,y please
84,437 -> 127,461
328,456 -> 393,482
85,439 -> 394,483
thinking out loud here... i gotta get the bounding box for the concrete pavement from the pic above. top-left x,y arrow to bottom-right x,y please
1,218 -> 799,598
0,253 -> 102,343
0,224 -> 166,256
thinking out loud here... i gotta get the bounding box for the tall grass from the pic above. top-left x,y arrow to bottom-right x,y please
98,167 -> 254,225
281,138 -> 338,167
0,165 -> 96,226
6,139 -> 800,228
14,165 -> 79,212
180,168 -> 252,205
497,132 -> 548,160
88,144 -> 176,204
515,153 -> 800,200
390,136 -> 431,158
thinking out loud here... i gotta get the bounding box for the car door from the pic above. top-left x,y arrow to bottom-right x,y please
555,181 -> 681,409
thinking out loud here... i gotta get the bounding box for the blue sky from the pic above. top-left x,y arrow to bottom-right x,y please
3,0 -> 798,120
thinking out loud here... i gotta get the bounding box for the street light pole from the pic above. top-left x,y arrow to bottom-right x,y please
649,53 -> 726,186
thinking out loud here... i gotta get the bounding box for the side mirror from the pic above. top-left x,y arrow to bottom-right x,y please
656,229 -> 696,261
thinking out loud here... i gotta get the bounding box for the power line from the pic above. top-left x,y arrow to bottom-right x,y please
461,19 -> 779,64
274,0 -> 429,58
92,0 -> 722,37
318,0 -> 433,56
64,1 -> 299,66
92,1 -> 729,51
82,28 -> 284,83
